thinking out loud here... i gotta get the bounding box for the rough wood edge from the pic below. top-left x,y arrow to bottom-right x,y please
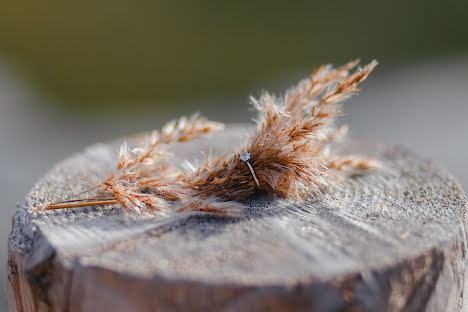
8,228 -> 467,311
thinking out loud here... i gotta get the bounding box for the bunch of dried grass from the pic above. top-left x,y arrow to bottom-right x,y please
38,60 -> 380,216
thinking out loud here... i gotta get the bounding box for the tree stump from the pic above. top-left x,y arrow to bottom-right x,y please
7,125 -> 468,312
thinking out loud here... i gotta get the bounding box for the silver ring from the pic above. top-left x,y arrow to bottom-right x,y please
240,152 -> 260,188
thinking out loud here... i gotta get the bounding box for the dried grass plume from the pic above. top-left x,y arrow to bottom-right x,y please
37,60 -> 380,216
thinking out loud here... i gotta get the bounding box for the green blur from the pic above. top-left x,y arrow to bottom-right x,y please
0,0 -> 466,112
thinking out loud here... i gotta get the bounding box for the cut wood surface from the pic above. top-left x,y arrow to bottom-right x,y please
7,125 -> 468,312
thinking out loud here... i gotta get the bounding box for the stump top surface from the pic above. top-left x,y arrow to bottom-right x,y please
11,125 -> 467,286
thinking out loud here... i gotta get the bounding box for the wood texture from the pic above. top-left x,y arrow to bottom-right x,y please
7,125 -> 468,312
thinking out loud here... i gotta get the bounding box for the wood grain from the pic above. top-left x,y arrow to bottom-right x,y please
7,125 -> 468,311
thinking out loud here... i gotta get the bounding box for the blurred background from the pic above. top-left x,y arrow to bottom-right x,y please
1,0 -> 467,307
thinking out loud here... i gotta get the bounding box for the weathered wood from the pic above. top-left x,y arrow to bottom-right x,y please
7,125 -> 468,312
